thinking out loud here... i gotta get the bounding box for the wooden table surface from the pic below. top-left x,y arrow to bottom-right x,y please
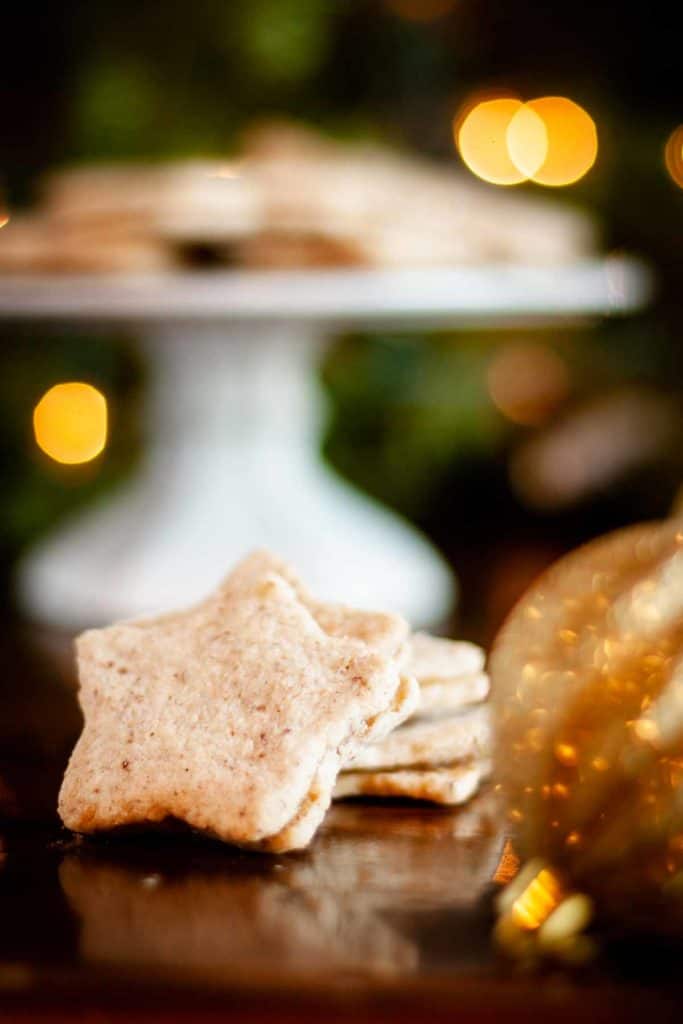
1,624 -> 682,1023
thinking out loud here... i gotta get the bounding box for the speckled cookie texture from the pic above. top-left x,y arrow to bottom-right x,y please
226,550 -> 418,746
58,564 -> 407,852
230,550 -> 411,658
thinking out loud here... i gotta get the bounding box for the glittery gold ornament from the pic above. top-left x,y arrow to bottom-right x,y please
490,517 -> 683,934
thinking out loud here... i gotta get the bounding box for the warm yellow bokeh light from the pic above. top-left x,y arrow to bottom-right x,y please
456,98 -> 528,186
521,97 -> 597,186
506,105 -> 548,178
456,93 -> 597,188
33,382 -> 108,465
554,741 -> 578,767
0,213 -> 9,229
511,868 -> 563,931
664,125 -> 683,188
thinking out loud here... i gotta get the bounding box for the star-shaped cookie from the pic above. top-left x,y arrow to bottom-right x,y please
229,549 -> 411,658
58,566 -> 406,852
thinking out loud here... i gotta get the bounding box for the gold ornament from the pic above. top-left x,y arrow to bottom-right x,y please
490,517 -> 683,941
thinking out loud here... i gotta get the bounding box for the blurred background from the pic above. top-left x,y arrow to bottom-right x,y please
1,0 -> 682,653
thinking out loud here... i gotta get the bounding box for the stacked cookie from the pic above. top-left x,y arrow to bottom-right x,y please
336,633 -> 490,806
59,550 -> 491,853
0,122 -> 594,274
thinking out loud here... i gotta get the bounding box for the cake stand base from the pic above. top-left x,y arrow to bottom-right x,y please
17,321 -> 454,631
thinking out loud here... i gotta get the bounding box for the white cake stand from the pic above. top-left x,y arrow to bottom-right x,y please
0,258 -> 651,631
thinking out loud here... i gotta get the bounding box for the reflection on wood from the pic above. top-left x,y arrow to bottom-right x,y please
60,794 -> 503,984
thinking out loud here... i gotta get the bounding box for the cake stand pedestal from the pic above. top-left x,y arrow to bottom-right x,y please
0,260 -> 651,630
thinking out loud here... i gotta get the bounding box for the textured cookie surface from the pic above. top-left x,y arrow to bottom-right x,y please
230,550 -> 410,657
227,550 -> 418,747
334,760 -> 491,806
404,633 -> 485,683
349,706 -> 491,772
59,567 -> 403,851
416,673 -> 490,717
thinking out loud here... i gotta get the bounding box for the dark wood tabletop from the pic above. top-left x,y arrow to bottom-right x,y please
1,623 -> 682,1023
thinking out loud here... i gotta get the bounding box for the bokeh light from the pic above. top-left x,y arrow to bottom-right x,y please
385,0 -> 457,21
33,382 -> 108,465
506,104 -> 548,179
456,94 -> 597,188
456,98 -> 527,186
664,125 -> 683,188
0,212 -> 9,229
519,97 -> 597,186
487,343 -> 570,426
511,867 -> 563,931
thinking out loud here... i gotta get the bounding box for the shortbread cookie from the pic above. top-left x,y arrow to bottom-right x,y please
0,214 -> 172,274
237,231 -> 365,269
43,161 -> 263,243
8,122 -> 594,275
259,678 -> 423,853
349,705 -> 491,772
59,569 -> 405,852
230,549 -> 411,658
0,216 -> 52,272
334,760 -> 491,806
227,551 -> 418,750
404,632 -> 486,683
417,672 -> 490,717
138,550 -> 417,752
